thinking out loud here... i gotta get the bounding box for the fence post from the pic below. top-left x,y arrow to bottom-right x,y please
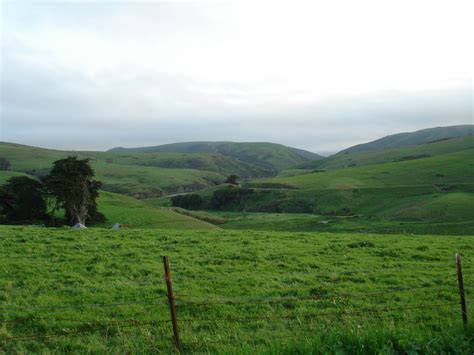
455,253 -> 468,327
163,256 -> 181,352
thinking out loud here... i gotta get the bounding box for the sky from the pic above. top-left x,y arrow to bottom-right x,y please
1,0 -> 472,154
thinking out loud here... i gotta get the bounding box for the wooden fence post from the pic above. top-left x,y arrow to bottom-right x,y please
455,253 -> 468,327
163,256 -> 181,352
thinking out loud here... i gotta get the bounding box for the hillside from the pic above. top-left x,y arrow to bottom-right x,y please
298,135 -> 474,170
185,149 -> 474,230
109,141 -> 322,173
268,148 -> 474,189
339,125 -> 473,154
0,142 -> 231,198
0,142 -> 267,177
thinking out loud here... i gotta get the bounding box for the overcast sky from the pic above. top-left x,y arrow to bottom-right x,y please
1,0 -> 472,154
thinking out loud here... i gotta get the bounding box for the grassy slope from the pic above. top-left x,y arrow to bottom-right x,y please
0,143 -> 226,197
0,171 -> 28,184
1,226 -> 473,353
109,141 -> 322,172
96,191 -> 219,230
78,150 -> 269,178
266,149 -> 474,189
298,135 -> 474,170
339,124 -> 473,154
92,162 -> 223,198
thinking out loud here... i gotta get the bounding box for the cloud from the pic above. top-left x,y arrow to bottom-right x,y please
1,1 -> 473,152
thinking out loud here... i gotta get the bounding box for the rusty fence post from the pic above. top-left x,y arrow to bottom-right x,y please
163,256 -> 181,352
455,253 -> 468,327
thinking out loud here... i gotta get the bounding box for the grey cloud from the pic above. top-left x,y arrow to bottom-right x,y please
1,2 -> 472,153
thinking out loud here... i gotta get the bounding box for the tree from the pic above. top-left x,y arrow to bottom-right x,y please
0,187 -> 14,219
224,174 -> 239,185
0,157 -> 11,171
0,176 -> 48,222
43,156 -> 103,226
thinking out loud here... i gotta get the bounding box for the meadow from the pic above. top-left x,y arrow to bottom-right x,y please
1,226 -> 473,353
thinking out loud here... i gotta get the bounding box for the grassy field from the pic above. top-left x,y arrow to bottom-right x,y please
0,226 -> 473,353
96,192 -> 219,230
215,211 -> 474,235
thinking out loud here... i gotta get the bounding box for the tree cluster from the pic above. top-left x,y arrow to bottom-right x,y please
0,157 -> 104,226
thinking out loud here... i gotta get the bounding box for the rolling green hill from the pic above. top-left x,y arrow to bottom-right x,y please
187,149 -> 474,230
298,135 -> 474,170
339,124 -> 473,154
109,141 -> 322,173
0,142 -> 233,198
0,142 -> 266,178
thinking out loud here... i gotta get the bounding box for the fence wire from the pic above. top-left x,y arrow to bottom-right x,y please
1,256 -> 470,349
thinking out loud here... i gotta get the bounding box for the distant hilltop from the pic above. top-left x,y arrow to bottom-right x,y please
339,125 -> 473,154
109,141 -> 323,172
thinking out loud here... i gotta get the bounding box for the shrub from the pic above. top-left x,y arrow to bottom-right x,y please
224,174 -> 239,185
210,188 -> 254,210
171,194 -> 203,210
1,176 -> 49,222
0,157 -> 11,171
278,199 -> 313,213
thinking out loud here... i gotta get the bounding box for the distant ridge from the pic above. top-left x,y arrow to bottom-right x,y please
339,125 -> 473,154
109,141 -> 322,172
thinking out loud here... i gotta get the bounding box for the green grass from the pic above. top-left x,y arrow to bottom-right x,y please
297,135 -> 474,170
215,211 -> 474,235
96,191 -> 220,230
169,207 -> 229,225
0,226 -> 473,353
0,171 -> 28,184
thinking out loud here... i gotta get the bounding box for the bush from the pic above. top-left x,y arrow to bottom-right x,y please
210,188 -> 254,210
1,176 -> 49,223
171,194 -> 203,210
0,157 -> 11,171
224,174 -> 239,185
277,199 -> 313,213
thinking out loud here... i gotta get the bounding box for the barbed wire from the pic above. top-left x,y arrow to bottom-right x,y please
0,298 -> 167,312
177,302 -> 458,323
175,284 -> 453,305
1,316 -> 171,325
0,319 -> 171,343
168,268 -> 459,283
